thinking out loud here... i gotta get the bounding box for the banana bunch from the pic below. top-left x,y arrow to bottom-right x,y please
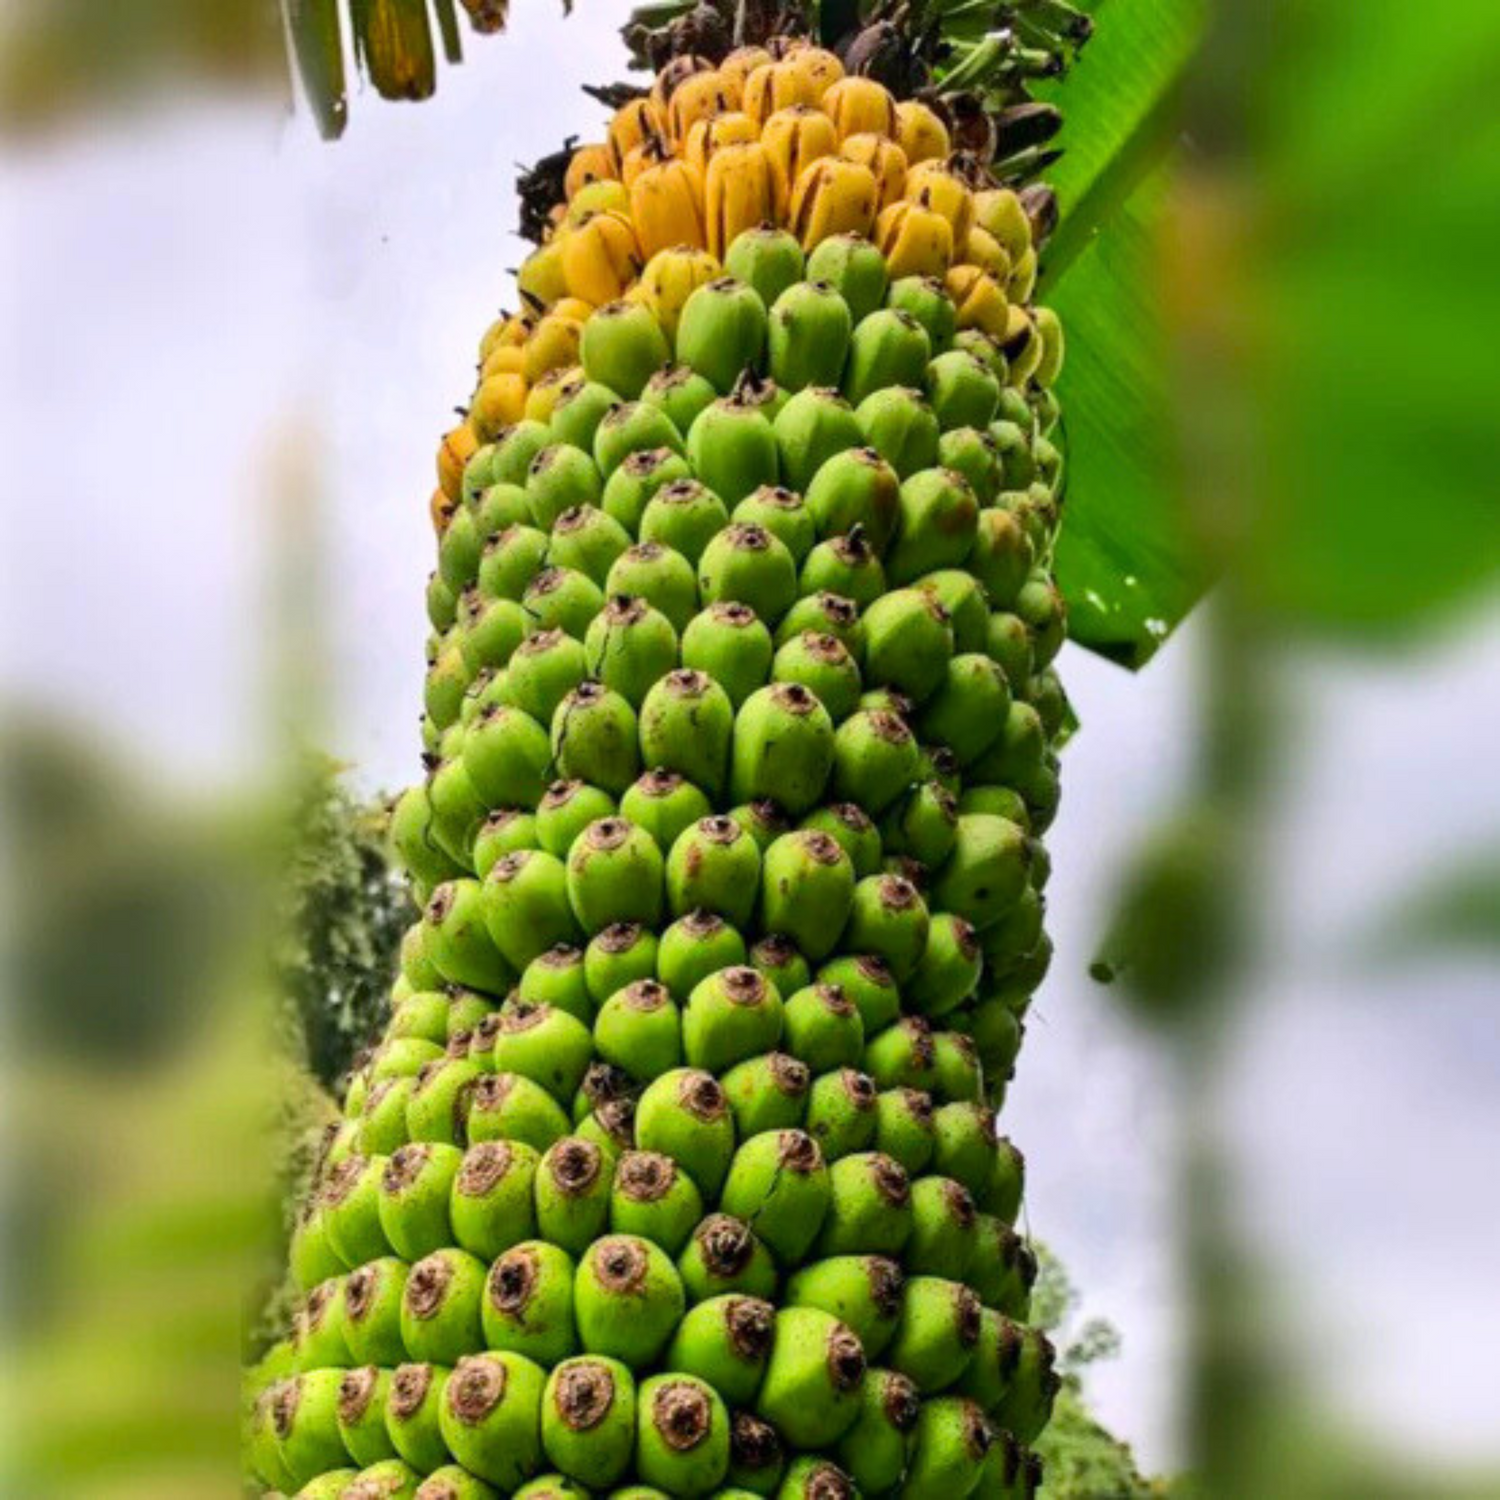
429,41 -> 1052,524
249,27 -> 1077,1500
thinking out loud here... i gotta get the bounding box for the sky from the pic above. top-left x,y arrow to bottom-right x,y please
3,4 -> 1498,1477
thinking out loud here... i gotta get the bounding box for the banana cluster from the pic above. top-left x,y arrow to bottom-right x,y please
430,41 -> 1051,532
246,31 -> 1077,1500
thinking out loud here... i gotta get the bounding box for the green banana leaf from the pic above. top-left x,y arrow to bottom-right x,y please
285,0 -> 349,140
1040,0 -> 1500,662
1048,163 -> 1205,666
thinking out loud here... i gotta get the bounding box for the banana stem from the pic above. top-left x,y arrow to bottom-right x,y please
941,33 -> 1011,92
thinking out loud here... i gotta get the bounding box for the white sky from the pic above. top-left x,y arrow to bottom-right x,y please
3,4 -> 1497,1476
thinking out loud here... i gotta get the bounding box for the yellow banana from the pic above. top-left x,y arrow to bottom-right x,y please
621,136 -> 672,191
481,343 -> 526,380
780,44 -> 844,101
630,157 -> 708,259
906,160 -> 977,246
972,187 -> 1032,261
552,297 -> 595,323
684,111 -> 759,181
945,265 -> 1009,337
470,372 -> 529,440
640,246 -> 720,341
961,225 -> 1013,282
1002,304 -> 1043,385
1007,245 -> 1039,304
821,76 -> 898,141
479,312 -> 527,362
704,141 -> 777,259
652,54 -> 715,111
761,106 -> 841,220
668,71 -> 734,146
562,211 -> 644,305
875,200 -> 954,279
840,133 -> 908,213
437,423 -> 479,503
522,314 -> 584,383
566,179 -> 631,225
1032,306 -> 1065,388
609,97 -> 665,168
525,366 -> 584,424
741,60 -> 822,130
895,100 -> 950,165
565,142 -> 618,200
790,157 -> 879,251
516,237 -> 569,311
719,45 -> 772,101
431,485 -> 458,536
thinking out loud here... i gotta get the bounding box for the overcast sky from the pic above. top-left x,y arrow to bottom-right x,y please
3,4 -> 1497,1476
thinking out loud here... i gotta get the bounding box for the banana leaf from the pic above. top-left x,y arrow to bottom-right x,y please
285,0 -> 349,139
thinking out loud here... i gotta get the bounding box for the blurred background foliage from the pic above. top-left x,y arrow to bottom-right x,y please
276,752 -> 413,1089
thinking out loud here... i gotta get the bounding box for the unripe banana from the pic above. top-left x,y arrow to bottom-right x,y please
791,158 -> 879,252
609,97 -> 664,167
630,158 -> 708,259
762,106 -> 841,220
906,160 -> 978,246
565,178 -> 631,225
705,142 -> 777,259
565,142 -> 618,199
639,246 -> 721,341
821,76 -> 899,141
875,200 -> 954,280
840,133 -> 909,213
517,238 -> 569,310
896,100 -> 951,164
563,211 -> 644,305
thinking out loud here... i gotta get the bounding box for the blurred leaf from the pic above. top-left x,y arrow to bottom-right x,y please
1039,0 -> 1210,283
286,0 -> 349,139
1050,165 -> 1209,664
356,0 -> 437,101
1363,850 -> 1500,961
1089,804 -> 1243,1019
1237,2 -> 1500,636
